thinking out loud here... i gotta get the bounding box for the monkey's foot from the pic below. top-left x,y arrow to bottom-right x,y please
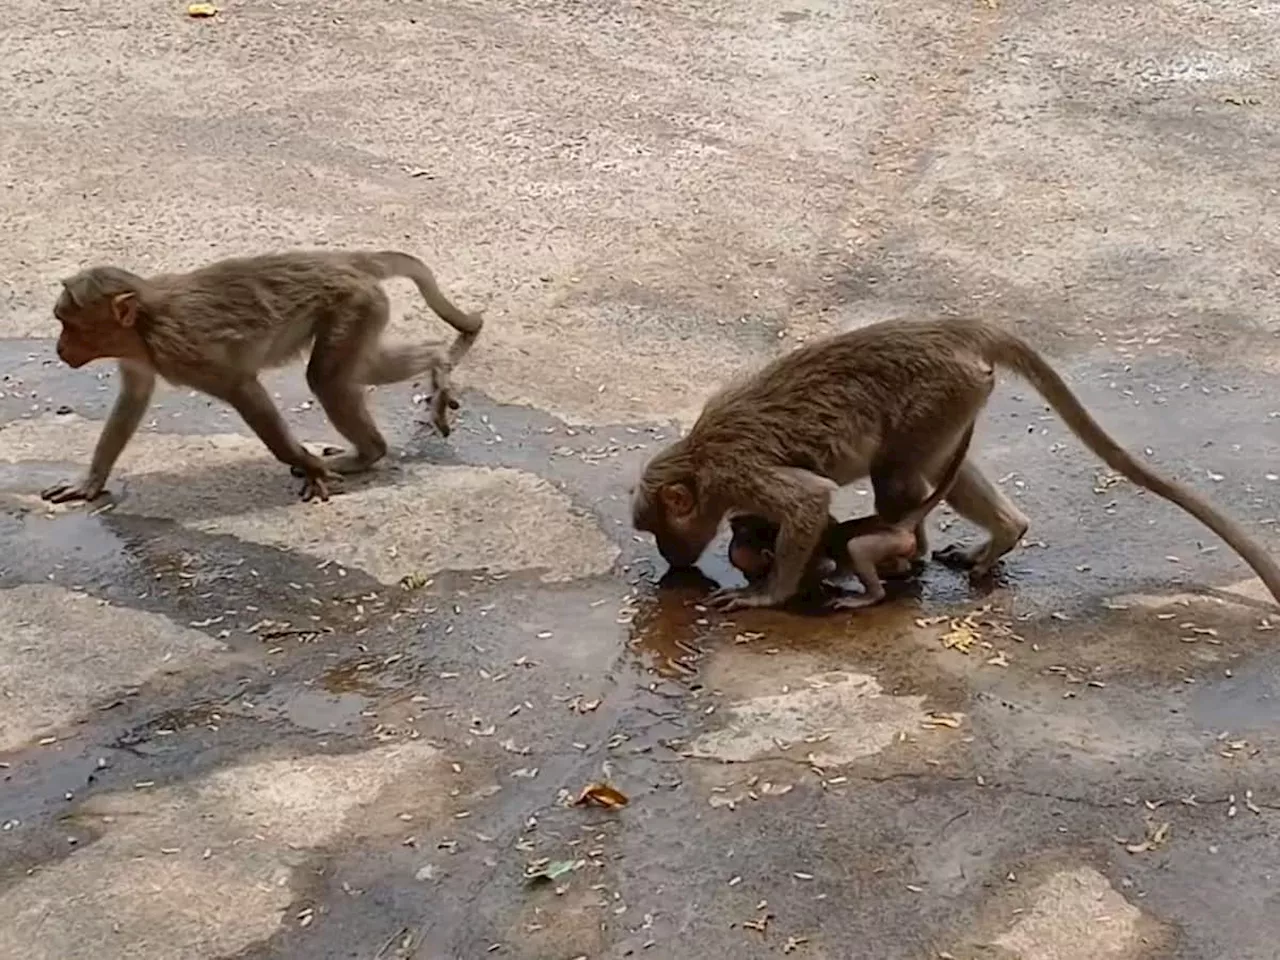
322,452 -> 381,474
430,391 -> 461,437
292,449 -> 378,477
41,478 -> 106,504
933,542 -> 979,569
934,542 -> 1007,582
296,462 -> 342,502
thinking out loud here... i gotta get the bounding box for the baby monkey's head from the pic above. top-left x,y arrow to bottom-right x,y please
727,514 -> 781,583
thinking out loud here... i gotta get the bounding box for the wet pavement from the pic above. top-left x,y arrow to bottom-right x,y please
4,1 -> 1280,959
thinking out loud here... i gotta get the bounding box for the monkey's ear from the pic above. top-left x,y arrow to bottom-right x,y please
111,292 -> 139,327
58,280 -> 80,310
659,481 -> 696,518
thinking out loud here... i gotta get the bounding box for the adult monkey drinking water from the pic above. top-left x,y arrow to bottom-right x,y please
631,318 -> 1280,611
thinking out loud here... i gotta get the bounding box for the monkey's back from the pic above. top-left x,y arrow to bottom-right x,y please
686,318 -> 995,476
144,251 -> 381,375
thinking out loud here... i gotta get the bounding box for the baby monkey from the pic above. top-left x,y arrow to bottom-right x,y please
727,425 -> 973,611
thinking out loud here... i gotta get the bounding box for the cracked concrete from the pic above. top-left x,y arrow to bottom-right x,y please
3,0 -> 1280,958
0,742 -> 444,960
0,584 -> 229,752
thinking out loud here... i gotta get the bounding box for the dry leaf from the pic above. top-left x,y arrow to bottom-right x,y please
1123,819 -> 1171,854
574,782 -> 629,810
187,2 -> 218,16
922,713 -> 963,729
940,618 -> 980,652
743,913 -> 771,934
524,858 -> 579,883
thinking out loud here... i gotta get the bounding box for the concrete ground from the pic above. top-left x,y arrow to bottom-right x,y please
2,0 -> 1280,957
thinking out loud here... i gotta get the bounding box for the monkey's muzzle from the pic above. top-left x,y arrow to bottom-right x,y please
654,536 -> 704,569
56,343 -> 89,369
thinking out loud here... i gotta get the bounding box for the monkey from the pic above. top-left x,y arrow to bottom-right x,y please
727,424 -> 973,610
631,317 -> 1280,611
40,249 -> 483,504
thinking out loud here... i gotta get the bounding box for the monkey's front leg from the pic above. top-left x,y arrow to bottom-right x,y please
707,470 -> 834,611
42,360 -> 155,503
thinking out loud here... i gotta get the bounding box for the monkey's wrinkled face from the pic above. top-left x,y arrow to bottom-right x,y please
632,479 -> 719,568
54,321 -> 98,368
53,298 -> 143,368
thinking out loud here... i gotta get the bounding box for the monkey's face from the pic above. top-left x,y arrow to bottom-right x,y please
632,478 -> 720,568
53,287 -> 144,368
727,516 -> 779,582
52,291 -> 89,367
54,313 -> 97,369
728,540 -> 773,582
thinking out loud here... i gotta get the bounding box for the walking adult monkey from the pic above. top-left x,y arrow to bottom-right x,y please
42,249 -> 483,504
632,318 -> 1280,611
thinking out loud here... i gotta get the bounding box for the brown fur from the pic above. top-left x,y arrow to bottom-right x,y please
633,318 -> 1280,610
43,249 -> 483,504
728,425 -> 973,610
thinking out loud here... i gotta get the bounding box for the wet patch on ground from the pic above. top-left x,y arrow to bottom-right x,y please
0,583 -> 233,753
4,333 -> 1280,959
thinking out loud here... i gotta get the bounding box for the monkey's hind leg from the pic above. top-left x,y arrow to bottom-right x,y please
308,375 -> 391,474
304,301 -> 395,475
934,459 -> 1029,578
872,471 -> 932,562
222,379 -> 338,501
362,342 -> 461,437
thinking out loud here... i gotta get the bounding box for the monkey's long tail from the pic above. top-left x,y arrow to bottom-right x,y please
978,323 -> 1280,605
368,250 -> 484,366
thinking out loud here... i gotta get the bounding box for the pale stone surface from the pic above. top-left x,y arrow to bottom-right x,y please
993,867 -> 1145,960
0,583 -> 226,752
688,669 -> 932,766
0,741 -> 444,960
2,416 -> 618,584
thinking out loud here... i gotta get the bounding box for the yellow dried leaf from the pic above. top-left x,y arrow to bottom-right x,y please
186,2 -> 218,16
574,782 -> 629,810
939,617 -> 980,652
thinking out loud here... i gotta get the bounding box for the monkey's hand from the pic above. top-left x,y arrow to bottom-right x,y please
705,586 -> 778,611
825,593 -> 882,612
41,475 -> 107,504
